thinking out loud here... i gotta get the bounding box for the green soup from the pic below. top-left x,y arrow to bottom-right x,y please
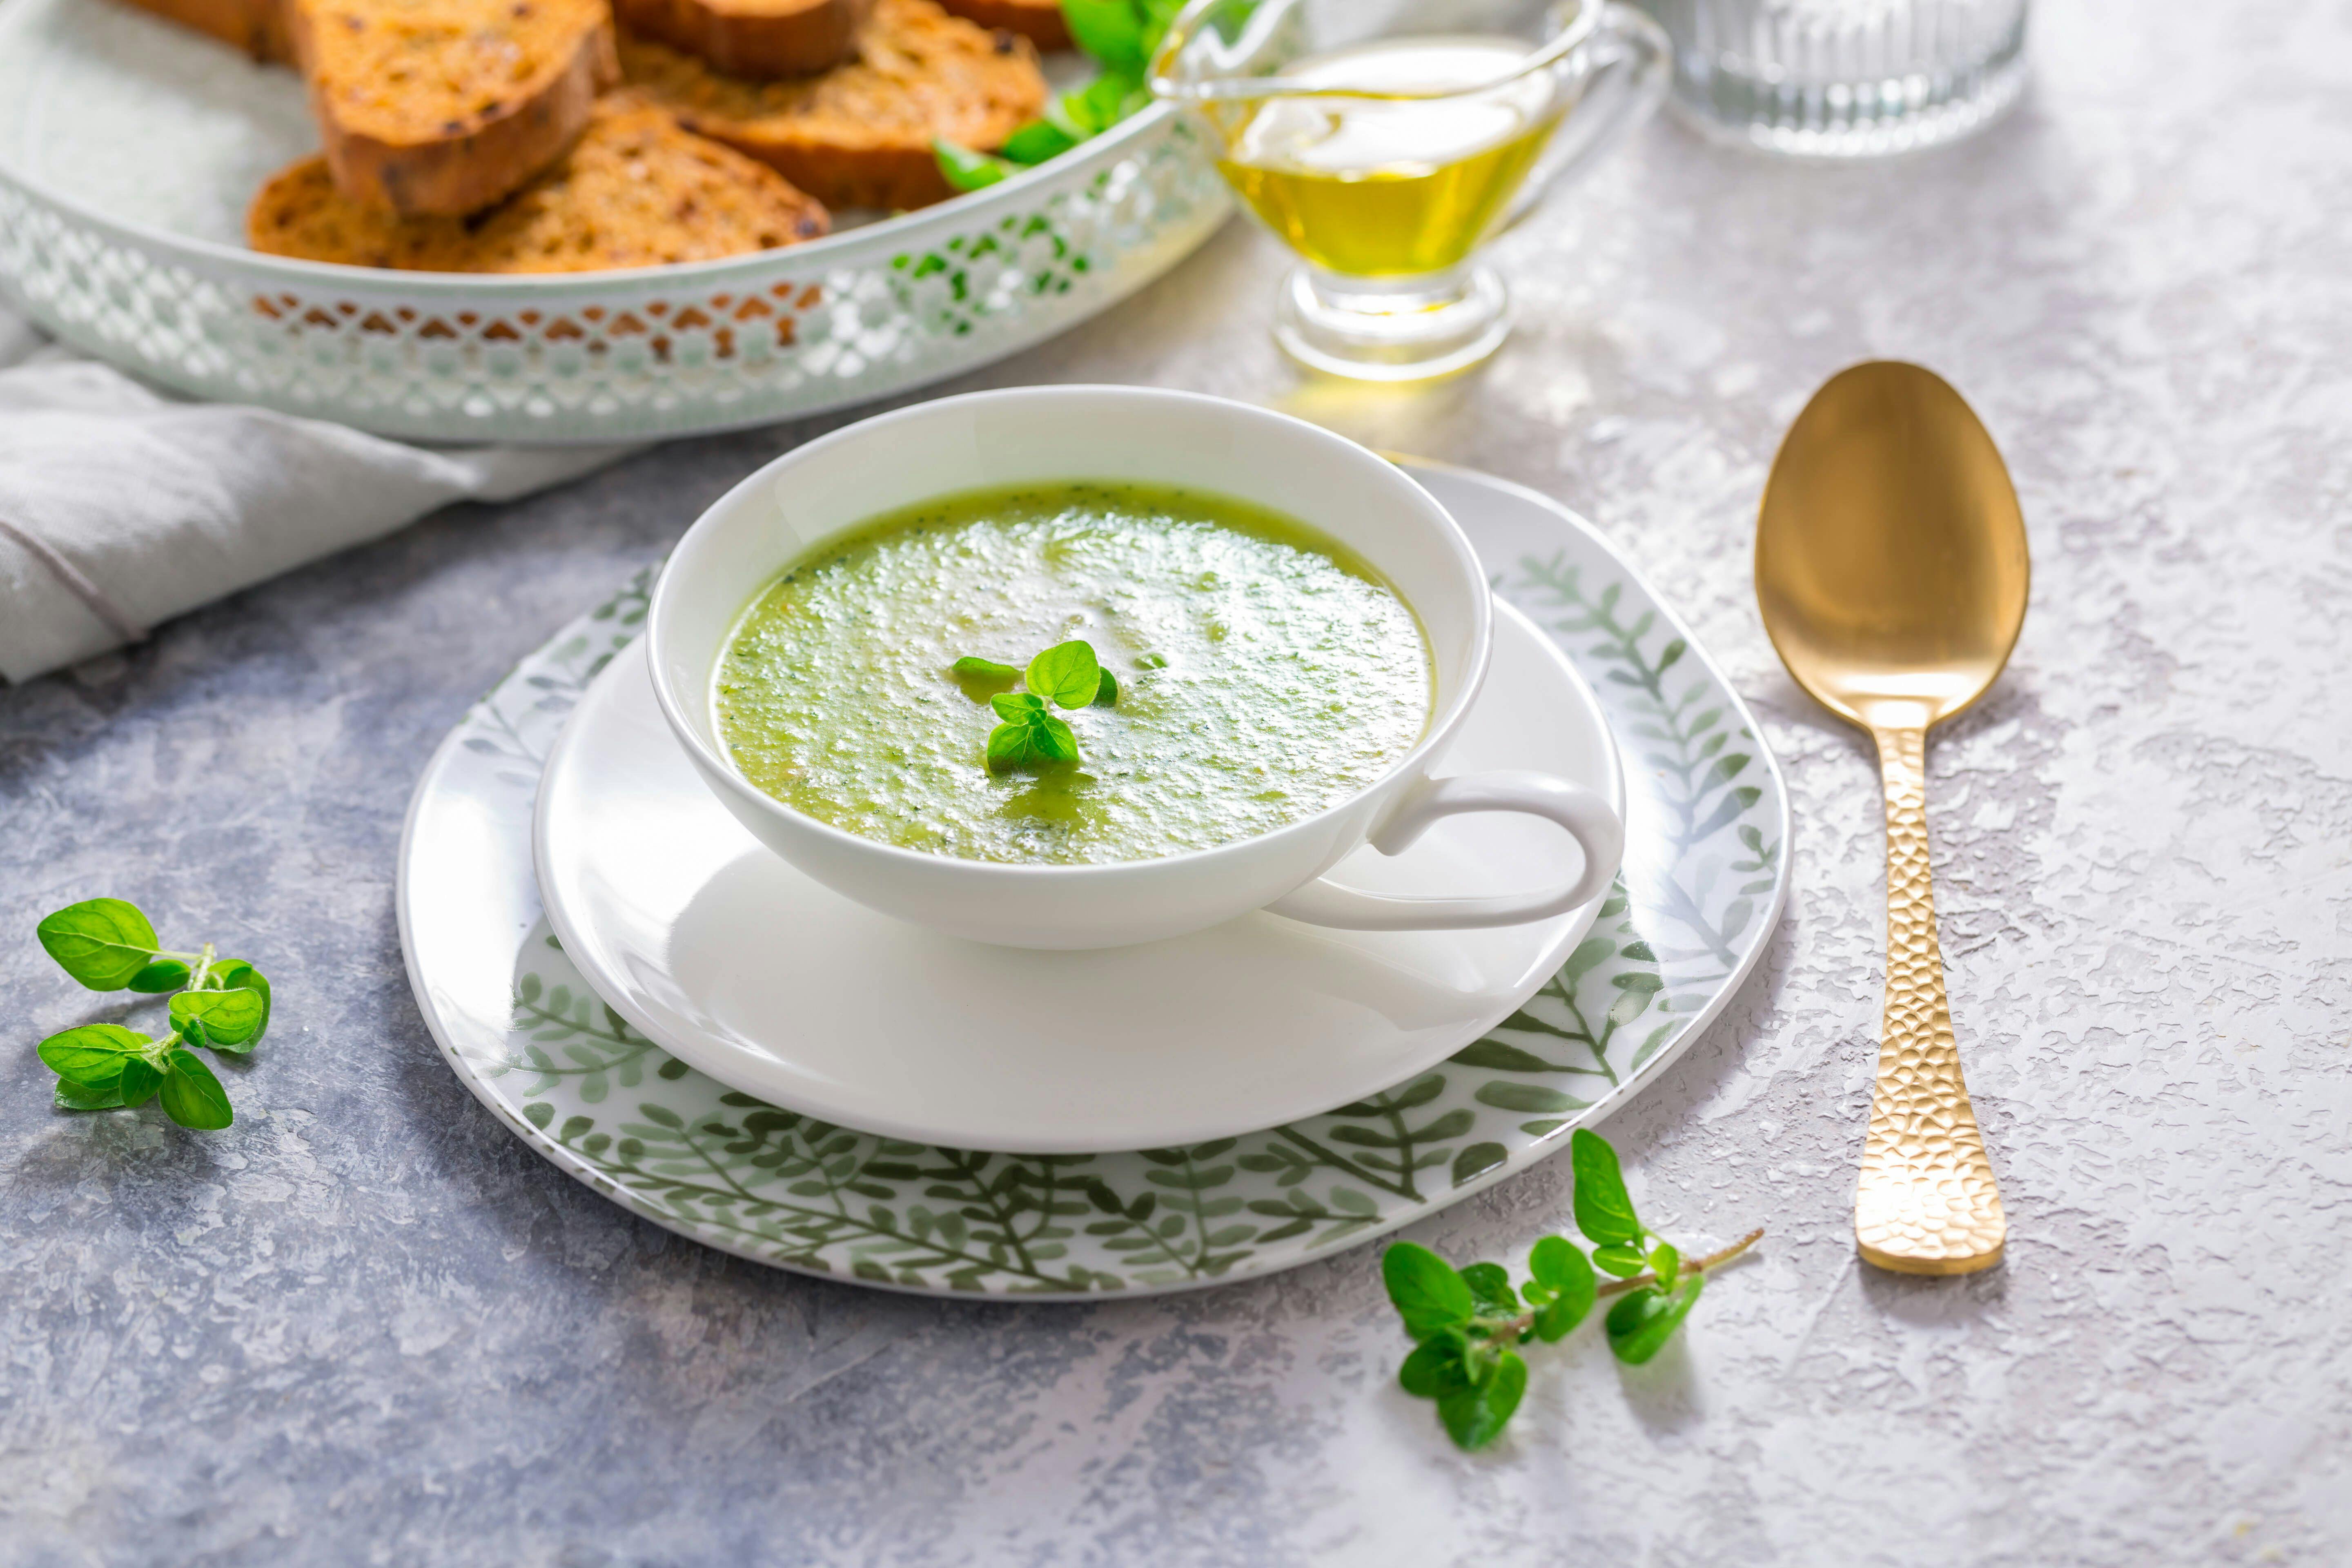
713,481 -> 1432,865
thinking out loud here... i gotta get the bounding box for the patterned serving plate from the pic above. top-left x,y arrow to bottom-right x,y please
0,0 -> 1230,443
394,458 -> 1791,1297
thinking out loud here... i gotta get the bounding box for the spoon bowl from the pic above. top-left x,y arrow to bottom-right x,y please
1756,360 -> 2027,1277
1758,361 -> 2028,730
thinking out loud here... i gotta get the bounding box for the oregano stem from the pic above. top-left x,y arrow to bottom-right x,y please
1468,1227 -> 1764,1340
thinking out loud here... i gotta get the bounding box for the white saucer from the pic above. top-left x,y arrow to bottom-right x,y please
532,599 -> 1623,1154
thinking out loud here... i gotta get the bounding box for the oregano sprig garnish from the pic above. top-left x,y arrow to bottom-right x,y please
954,639 -> 1119,773
1381,1129 -> 1762,1449
32,898 -> 272,1131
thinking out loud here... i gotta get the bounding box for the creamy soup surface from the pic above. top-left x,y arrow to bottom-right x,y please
713,481 -> 1433,866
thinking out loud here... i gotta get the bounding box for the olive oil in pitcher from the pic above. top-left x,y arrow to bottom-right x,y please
1212,38 -> 1564,278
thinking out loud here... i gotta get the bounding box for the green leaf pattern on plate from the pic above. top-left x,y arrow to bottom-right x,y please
426,528 -> 1786,1296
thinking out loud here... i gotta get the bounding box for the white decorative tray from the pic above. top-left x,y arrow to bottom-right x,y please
0,0 -> 1231,443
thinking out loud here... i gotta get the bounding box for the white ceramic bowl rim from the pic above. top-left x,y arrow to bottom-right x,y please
645,385 -> 1496,880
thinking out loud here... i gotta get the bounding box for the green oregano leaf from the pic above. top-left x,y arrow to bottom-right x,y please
1526,1237 -> 1596,1340
36,899 -> 162,990
1604,1275 -> 1705,1365
129,959 -> 192,993
1027,640 -> 1104,709
56,1076 -> 130,1111
210,962 -> 272,1039
1436,1350 -> 1526,1450
170,987 -> 267,1051
1570,1127 -> 1643,1245
931,138 -> 1013,191
1397,1339 -> 1470,1400
36,1023 -> 151,1087
1033,713 -> 1080,763
157,1049 -> 233,1131
1648,1240 -> 1681,1292
952,655 -> 1019,690
1592,1242 -> 1647,1278
1459,1262 -> 1519,1317
1094,668 -> 1118,707
998,119 -> 1078,165
117,1058 -> 165,1107
1381,1242 -> 1474,1341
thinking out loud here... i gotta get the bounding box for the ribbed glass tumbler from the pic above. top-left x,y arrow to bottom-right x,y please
1633,0 -> 2027,156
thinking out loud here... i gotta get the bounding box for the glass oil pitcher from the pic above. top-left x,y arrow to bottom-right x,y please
1152,0 -> 1669,381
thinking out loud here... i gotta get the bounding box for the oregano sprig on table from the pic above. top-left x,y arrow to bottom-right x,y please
953,639 -> 1119,773
1381,1128 -> 1762,1450
32,898 -> 272,1130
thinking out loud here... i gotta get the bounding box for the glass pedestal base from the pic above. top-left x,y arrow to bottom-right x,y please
1273,264 -> 1512,383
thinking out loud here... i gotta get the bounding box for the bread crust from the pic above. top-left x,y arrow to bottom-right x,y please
113,0 -> 293,60
612,0 -> 872,78
288,0 -> 623,217
621,0 -> 1045,211
933,0 -> 1066,52
248,96 -> 831,271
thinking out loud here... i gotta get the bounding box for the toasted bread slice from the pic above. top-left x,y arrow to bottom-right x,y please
934,0 -> 1065,52
247,96 -> 829,270
612,0 -> 870,77
286,0 -> 621,216
621,0 -> 1045,211
114,0 -> 293,60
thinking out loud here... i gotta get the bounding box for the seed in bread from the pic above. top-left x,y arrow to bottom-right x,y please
933,0 -> 1065,52
286,0 -> 622,217
612,0 -> 871,78
620,0 -> 1047,212
111,0 -> 293,60
247,96 -> 830,270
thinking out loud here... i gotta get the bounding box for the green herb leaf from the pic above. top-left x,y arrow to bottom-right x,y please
129,958 -> 192,993
932,138 -> 1014,191
55,1076 -> 129,1111
1381,1242 -> 1474,1341
1059,0 -> 1152,72
998,119 -> 1078,165
36,899 -> 162,990
117,1057 -> 164,1107
1570,1126 -> 1643,1245
1526,1236 -> 1596,1340
991,690 -> 1047,722
157,1049 -> 233,1131
170,987 -> 267,1051
1052,69 -> 1152,138
36,1022 -> 152,1087
1459,1262 -> 1520,1317
1604,1274 -> 1704,1365
987,723 -> 1044,773
1648,1240 -> 1681,1292
1592,1242 -> 1647,1278
1027,640 -> 1104,709
1397,1338 -> 1471,1400
1094,668 -> 1118,706
952,655 -> 1020,690
1436,1350 -> 1526,1450
210,961 -> 272,1040
1033,712 -> 1081,763
1134,652 -> 1167,670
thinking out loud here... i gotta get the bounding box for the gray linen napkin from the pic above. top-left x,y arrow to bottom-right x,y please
0,304 -> 630,683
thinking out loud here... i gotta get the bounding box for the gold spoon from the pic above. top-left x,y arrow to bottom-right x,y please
1756,361 -> 2028,1276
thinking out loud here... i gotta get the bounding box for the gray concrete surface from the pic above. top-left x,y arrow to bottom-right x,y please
4,0 -> 2349,1560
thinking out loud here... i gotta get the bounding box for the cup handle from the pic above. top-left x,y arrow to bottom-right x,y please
1499,2 -> 1672,234
1265,771 -> 1625,931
